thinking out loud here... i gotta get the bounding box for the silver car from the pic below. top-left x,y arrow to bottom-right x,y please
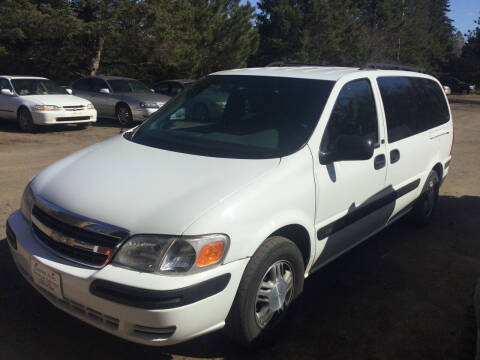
71,76 -> 171,125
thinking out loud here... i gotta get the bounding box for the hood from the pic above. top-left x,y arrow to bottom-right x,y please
21,94 -> 91,106
117,92 -> 171,104
32,135 -> 279,235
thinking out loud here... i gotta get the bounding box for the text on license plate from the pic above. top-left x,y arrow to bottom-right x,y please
31,260 -> 63,299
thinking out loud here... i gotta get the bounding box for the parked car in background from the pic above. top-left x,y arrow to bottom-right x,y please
152,79 -> 194,97
7,63 -> 453,346
441,77 -> 475,94
0,76 -> 96,132
71,76 -> 170,125
443,85 -> 451,95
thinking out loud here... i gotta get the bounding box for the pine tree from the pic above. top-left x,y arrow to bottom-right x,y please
458,16 -> 480,86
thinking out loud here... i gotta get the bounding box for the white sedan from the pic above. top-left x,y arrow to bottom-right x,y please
0,76 -> 97,132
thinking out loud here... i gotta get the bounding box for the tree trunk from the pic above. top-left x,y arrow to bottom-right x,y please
89,36 -> 104,76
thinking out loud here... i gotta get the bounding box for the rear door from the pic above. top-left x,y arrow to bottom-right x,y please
376,76 -> 451,220
312,78 -> 389,267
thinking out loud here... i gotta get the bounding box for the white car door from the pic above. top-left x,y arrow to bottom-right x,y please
376,76 -> 448,220
0,78 -> 16,119
311,77 -> 389,270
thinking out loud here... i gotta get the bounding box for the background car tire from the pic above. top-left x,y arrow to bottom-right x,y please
410,170 -> 440,226
116,104 -> 132,126
17,107 -> 36,133
225,236 -> 304,346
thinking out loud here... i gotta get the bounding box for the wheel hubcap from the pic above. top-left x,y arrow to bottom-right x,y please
19,111 -> 28,128
423,179 -> 437,217
255,260 -> 294,328
118,108 -> 130,125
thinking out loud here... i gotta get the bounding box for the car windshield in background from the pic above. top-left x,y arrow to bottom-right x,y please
129,75 -> 334,159
108,79 -> 151,93
12,79 -> 67,96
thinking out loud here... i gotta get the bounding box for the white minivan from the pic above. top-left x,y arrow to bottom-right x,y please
6,63 -> 453,346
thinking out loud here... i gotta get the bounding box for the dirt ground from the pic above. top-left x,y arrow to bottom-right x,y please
1,103 -> 480,359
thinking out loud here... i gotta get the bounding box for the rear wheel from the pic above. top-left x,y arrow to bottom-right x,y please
17,107 -> 36,132
116,104 -> 132,126
225,236 -> 304,345
411,170 -> 440,226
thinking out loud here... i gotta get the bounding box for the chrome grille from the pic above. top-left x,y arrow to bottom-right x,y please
31,196 -> 129,268
63,105 -> 85,111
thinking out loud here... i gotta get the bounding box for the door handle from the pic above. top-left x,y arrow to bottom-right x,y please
374,154 -> 386,170
390,149 -> 400,164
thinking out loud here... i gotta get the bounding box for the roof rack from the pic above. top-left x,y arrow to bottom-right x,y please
265,61 -> 322,67
360,62 -> 425,73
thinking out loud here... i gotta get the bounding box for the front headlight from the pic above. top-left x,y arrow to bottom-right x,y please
20,184 -> 34,223
139,102 -> 159,109
112,233 -> 229,274
87,103 -> 95,110
33,105 -> 61,111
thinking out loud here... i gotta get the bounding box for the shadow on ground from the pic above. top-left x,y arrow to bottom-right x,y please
1,195 -> 479,359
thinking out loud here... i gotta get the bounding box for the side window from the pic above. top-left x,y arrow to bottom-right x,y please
72,78 -> 91,91
91,79 -> 108,93
154,82 -> 169,95
0,78 -> 13,90
170,83 -> 183,96
321,79 -> 379,152
412,78 -> 450,129
378,77 -> 450,143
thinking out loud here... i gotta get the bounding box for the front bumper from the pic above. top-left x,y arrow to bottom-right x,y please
6,210 -> 247,346
31,109 -> 97,125
132,107 -> 159,122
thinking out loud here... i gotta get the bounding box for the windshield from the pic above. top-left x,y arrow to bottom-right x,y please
108,79 -> 151,93
11,79 -> 67,96
128,75 -> 334,159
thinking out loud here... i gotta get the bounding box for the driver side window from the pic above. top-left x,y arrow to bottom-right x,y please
321,79 -> 378,152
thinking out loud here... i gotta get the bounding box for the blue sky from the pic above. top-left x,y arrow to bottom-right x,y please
241,0 -> 480,35
450,0 -> 480,35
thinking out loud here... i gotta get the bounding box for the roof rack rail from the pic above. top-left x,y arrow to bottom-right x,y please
360,62 -> 425,73
266,61 -> 321,67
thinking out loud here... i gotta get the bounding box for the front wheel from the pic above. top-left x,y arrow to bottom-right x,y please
225,236 -> 304,345
116,104 -> 132,126
17,107 -> 36,132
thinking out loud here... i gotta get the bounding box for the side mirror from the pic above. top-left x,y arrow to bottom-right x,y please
99,88 -> 110,94
319,135 -> 375,165
1,88 -> 14,96
65,88 -> 73,95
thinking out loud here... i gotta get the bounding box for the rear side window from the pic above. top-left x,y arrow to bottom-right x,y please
378,77 -> 450,143
322,79 -> 379,152
73,78 -> 91,91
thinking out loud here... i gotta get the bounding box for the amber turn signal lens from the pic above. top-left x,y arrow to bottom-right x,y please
196,241 -> 225,267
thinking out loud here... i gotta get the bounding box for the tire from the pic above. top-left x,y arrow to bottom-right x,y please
116,104 -> 132,126
225,236 -> 304,346
410,170 -> 440,226
17,107 -> 36,133
77,122 -> 91,129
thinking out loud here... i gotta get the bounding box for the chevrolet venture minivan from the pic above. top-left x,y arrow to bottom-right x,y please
6,63 -> 453,346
